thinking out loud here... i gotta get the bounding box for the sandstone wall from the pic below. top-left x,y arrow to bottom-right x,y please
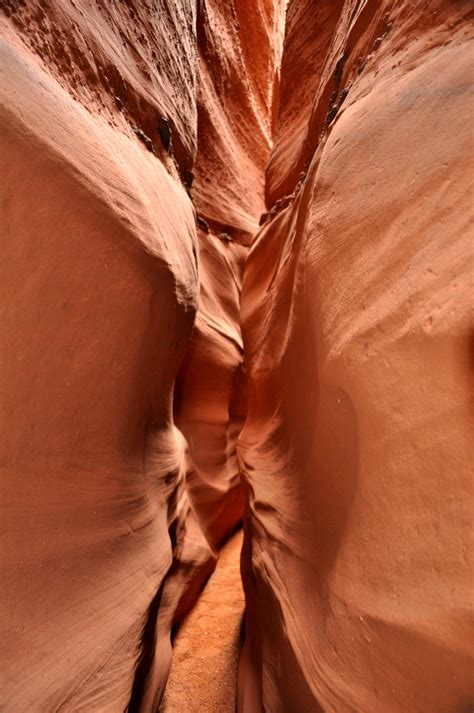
238,1 -> 474,711
0,1 -> 280,709
2,1 -> 472,710
174,0 -> 284,550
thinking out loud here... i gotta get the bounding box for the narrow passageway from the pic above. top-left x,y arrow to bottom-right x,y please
160,530 -> 244,712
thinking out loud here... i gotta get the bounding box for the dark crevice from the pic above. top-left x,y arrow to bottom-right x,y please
126,581 -> 166,713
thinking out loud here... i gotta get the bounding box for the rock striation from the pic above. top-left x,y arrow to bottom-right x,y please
238,1 -> 474,712
173,0 -> 284,550
0,1 -> 280,710
1,0 -> 473,711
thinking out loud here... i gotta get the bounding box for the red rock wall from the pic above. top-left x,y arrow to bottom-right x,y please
0,4 -> 205,710
2,0 -> 473,710
0,1 -> 281,710
173,0 -> 284,550
238,1 -> 474,711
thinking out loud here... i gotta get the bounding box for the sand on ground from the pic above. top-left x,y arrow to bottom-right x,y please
160,529 -> 244,712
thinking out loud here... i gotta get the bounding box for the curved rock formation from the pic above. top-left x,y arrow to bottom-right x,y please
0,4 -> 207,709
0,1 -> 280,710
174,231 -> 247,549
238,1 -> 474,711
2,0 -> 473,710
173,0 -> 283,550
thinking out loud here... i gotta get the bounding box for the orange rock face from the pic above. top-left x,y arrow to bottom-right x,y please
0,1 -> 280,710
2,0 -> 473,710
238,1 -> 474,711
0,4 -> 204,710
173,0 -> 283,550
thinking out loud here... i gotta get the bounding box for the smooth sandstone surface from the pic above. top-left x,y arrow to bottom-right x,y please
194,0 -> 284,240
175,232 -> 247,549
239,1 -> 474,712
0,1 -> 279,710
0,12 -> 205,711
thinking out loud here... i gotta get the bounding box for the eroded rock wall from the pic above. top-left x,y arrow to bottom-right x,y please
2,1 -> 472,710
0,4 -> 205,710
0,1 -> 280,710
174,0 -> 284,550
238,1 -> 474,711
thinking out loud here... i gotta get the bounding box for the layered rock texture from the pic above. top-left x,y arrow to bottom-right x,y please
1,0 -> 473,712
238,1 -> 474,712
0,1 -> 281,710
173,0 -> 284,549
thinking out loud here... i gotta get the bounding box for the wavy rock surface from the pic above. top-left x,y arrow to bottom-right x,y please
174,232 -> 247,549
173,0 -> 283,550
2,0 -> 473,710
0,1 -> 280,710
238,1 -> 474,711
0,5 -> 207,710
194,0 -> 284,241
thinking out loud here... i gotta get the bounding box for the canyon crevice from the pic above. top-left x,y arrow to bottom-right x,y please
1,1 -> 473,712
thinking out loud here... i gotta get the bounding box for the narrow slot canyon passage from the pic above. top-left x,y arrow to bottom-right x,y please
160,530 -> 244,712
1,1 -> 473,712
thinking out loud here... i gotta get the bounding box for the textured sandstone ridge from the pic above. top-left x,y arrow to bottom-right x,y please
0,2 -> 280,711
174,0 -> 284,549
238,1 -> 474,711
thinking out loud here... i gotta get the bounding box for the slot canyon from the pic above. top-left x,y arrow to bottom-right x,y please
0,0 -> 473,711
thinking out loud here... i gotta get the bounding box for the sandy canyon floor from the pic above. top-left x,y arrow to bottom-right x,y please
160,530 -> 244,712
